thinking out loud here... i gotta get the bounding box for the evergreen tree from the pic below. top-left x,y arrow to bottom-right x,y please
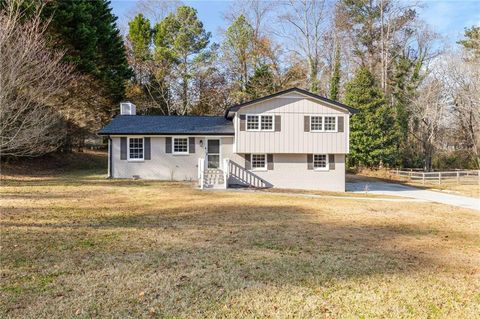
128,14 -> 152,60
458,26 -> 480,60
45,0 -> 132,104
246,64 -> 275,99
223,15 -> 255,93
154,6 -> 210,113
344,68 -> 399,167
329,45 -> 341,101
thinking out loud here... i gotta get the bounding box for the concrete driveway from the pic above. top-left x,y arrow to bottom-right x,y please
347,180 -> 479,211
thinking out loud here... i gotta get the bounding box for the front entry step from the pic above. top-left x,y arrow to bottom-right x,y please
203,169 -> 226,189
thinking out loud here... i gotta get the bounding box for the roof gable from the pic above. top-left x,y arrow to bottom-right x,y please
226,87 -> 358,118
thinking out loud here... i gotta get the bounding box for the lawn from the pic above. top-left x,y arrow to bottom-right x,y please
1,164 -> 480,318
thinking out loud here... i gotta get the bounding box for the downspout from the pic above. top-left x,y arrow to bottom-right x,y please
108,137 -> 113,178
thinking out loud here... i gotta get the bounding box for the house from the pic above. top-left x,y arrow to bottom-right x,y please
98,88 -> 358,192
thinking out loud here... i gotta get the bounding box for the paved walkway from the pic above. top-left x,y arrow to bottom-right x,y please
347,181 -> 479,211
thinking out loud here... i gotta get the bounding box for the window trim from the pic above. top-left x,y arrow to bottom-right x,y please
313,154 -> 329,171
127,137 -> 144,161
251,153 -> 267,171
324,116 -> 338,132
310,115 -> 338,133
172,137 -> 189,155
246,114 -> 274,132
310,116 -> 324,132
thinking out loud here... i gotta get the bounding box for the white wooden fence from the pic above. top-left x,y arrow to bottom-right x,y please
390,169 -> 480,185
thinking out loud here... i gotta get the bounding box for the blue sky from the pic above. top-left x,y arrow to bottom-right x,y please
111,0 -> 480,45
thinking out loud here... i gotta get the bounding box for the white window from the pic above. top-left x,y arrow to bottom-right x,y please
324,116 -> 337,131
251,154 -> 267,170
261,115 -> 273,131
313,154 -> 329,170
173,137 -> 188,154
310,116 -> 323,131
247,115 -> 259,130
128,137 -> 144,160
246,114 -> 274,131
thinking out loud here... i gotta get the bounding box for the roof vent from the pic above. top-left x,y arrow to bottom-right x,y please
120,102 -> 136,115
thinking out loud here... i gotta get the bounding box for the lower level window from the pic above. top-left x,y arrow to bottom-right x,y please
313,154 -> 328,170
128,137 -> 144,160
251,154 -> 266,170
173,137 -> 188,154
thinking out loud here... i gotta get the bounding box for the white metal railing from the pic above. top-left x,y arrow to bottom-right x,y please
198,158 -> 205,189
223,158 -> 230,189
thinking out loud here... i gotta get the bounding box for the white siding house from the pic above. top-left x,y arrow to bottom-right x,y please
99,88 -> 358,192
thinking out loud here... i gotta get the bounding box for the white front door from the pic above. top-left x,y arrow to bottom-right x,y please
207,139 -> 220,169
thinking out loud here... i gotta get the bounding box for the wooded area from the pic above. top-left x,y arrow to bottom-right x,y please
0,0 -> 478,170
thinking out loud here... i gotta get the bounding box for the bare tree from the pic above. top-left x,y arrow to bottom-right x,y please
0,0 -> 73,158
279,0 -> 329,93
442,52 -> 480,167
408,74 -> 448,171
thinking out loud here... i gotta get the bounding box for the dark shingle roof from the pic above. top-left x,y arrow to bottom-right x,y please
98,115 -> 234,135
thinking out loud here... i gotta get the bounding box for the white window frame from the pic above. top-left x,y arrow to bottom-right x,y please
127,137 -> 144,161
324,116 -> 338,132
310,116 -> 338,133
246,115 -> 260,131
310,116 -> 323,132
172,137 -> 189,155
251,153 -> 267,171
246,114 -> 274,132
313,154 -> 329,171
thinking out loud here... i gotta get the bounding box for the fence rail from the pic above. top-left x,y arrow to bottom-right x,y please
390,169 -> 480,185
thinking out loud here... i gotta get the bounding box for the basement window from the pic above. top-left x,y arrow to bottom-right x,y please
251,154 -> 267,170
313,154 -> 329,171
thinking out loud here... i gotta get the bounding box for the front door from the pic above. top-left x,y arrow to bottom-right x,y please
207,139 -> 220,169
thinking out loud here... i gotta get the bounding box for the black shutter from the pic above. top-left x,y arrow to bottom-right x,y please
144,137 -> 151,160
189,137 -> 195,153
245,154 -> 251,170
267,154 -> 274,170
307,154 -> 313,170
239,114 -> 246,131
120,137 -> 127,160
338,116 -> 344,132
165,137 -> 172,153
304,116 -> 310,132
329,154 -> 335,170
274,115 -> 281,132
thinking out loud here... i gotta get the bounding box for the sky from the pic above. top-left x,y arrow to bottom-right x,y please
111,0 -> 480,46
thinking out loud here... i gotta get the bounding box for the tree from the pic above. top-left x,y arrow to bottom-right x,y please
45,0 -> 132,106
154,6 -> 211,114
407,76 -> 448,171
223,14 -> 255,95
280,0 -> 328,93
0,0 -> 73,157
344,68 -> 399,167
458,26 -> 480,60
329,45 -> 341,100
128,13 -> 152,60
246,64 -> 276,99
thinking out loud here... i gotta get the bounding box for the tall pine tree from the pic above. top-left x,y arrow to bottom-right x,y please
345,68 -> 399,167
45,0 -> 132,104
329,45 -> 341,101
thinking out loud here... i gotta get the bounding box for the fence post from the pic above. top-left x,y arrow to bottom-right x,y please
422,173 -> 425,185
408,171 -> 412,181
438,172 -> 441,185
456,171 -> 460,184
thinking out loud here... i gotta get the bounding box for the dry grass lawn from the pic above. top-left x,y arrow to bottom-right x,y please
1,167 -> 480,318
